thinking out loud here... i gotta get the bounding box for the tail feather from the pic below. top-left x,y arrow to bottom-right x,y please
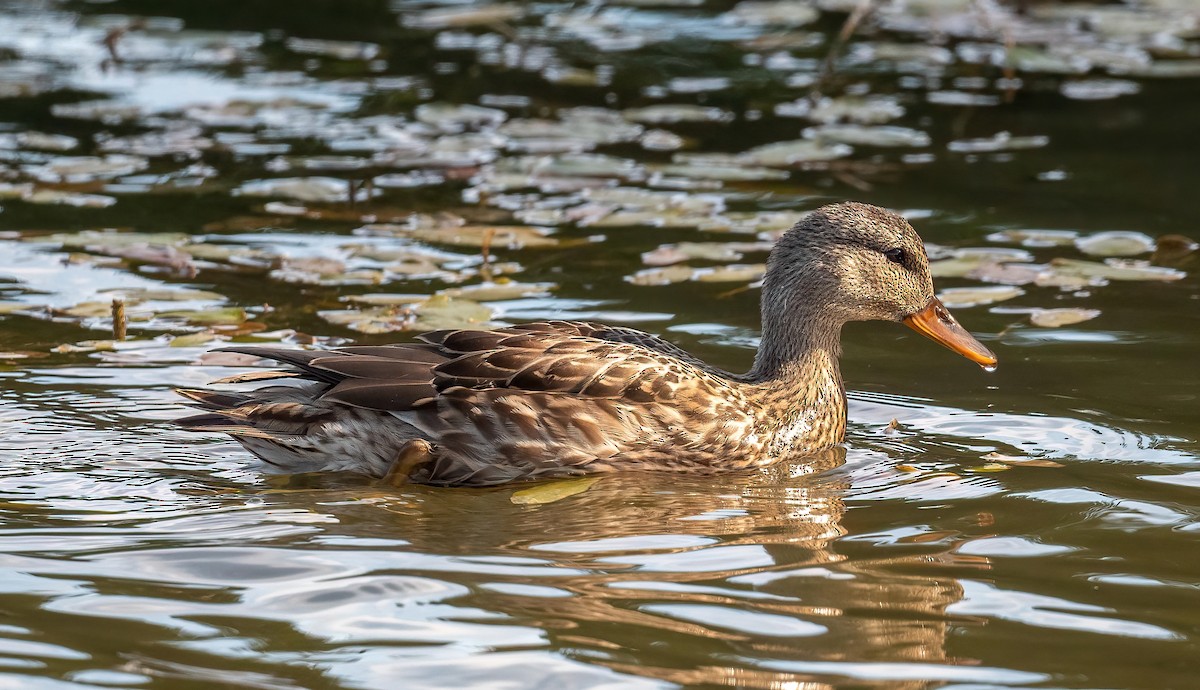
209,370 -> 302,385
173,413 -> 291,440
175,388 -> 254,411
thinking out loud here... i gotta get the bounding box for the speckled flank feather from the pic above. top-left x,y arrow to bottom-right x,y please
176,202 -> 963,486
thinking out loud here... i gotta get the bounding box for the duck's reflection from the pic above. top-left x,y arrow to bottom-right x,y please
263,447 -> 980,688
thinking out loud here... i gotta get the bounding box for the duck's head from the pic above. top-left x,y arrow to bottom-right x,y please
763,202 -> 996,368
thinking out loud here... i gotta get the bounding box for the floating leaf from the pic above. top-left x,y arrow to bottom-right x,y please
966,263 -> 1044,286
627,265 -> 697,286
24,155 -> 148,183
361,223 -> 561,249
643,242 -> 749,266
807,95 -> 905,124
982,452 -> 1064,468
284,37 -> 380,60
650,163 -> 788,182
511,477 -> 599,505
739,139 -> 853,167
320,295 -> 494,333
437,281 -> 555,301
415,102 -> 507,132
236,177 -> 372,203
1004,47 -> 1090,75
6,131 -> 78,151
967,463 -> 1011,473
403,4 -> 525,29
849,42 -> 954,66
90,244 -> 197,275
169,332 -> 224,348
1075,231 -> 1155,257
36,230 -> 189,249
23,190 -> 117,208
1061,79 -> 1141,100
1050,258 -> 1185,282
803,125 -> 931,148
693,263 -> 766,282
622,105 -> 734,124
948,132 -> 1050,153
723,1 -> 818,26
639,129 -> 685,152
938,286 -> 1024,308
0,301 -> 36,314
929,252 -> 1032,279
986,229 -> 1079,247
158,307 -> 247,326
1114,60 -> 1200,78
1029,308 -> 1101,328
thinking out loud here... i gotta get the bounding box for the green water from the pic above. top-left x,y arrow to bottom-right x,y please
1,1 -> 1199,688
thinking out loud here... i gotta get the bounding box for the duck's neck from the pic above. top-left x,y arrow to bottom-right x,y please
743,306 -> 848,455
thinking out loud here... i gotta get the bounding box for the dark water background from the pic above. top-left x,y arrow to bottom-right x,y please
1,1 -> 1198,688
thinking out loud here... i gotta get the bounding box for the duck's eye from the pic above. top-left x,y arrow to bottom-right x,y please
884,247 -> 906,264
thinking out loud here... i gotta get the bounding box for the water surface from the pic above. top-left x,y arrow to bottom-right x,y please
1,1 -> 1198,688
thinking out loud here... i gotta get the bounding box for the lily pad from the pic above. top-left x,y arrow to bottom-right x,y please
986,229 -> 1079,247
650,163 -> 788,182
510,477 -> 599,505
169,332 -> 225,348
437,281 -> 555,301
361,223 -> 561,249
1029,308 -> 1101,328
415,102 -> 507,133
808,95 -> 906,124
236,177 -> 372,203
284,37 -> 381,60
739,139 -> 853,167
723,1 -> 819,26
966,263 -> 1044,286
948,132 -> 1050,153
1050,258 -> 1185,282
0,301 -> 37,314
982,452 -> 1064,468
101,287 -> 225,302
403,4 -> 525,29
24,190 -> 117,208
1075,231 -> 1155,257
622,105 -> 734,124
320,295 -> 494,333
1061,79 -> 1141,100
24,155 -> 148,183
627,265 -> 697,286
158,307 -> 247,326
694,264 -> 766,282
938,286 -> 1024,308
803,125 -> 931,148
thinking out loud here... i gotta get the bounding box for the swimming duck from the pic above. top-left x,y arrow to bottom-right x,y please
176,202 -> 996,486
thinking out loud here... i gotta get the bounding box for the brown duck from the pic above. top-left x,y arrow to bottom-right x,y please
176,202 -> 996,486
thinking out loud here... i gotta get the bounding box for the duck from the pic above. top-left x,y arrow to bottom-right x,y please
175,202 -> 997,486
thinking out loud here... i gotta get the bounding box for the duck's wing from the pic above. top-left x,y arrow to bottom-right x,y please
505,321 -> 716,371
407,322 -> 749,484
180,321 -> 750,485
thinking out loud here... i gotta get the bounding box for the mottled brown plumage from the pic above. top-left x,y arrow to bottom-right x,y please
175,202 -> 996,486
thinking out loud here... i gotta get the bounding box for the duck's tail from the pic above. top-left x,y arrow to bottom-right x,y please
173,384 -> 398,475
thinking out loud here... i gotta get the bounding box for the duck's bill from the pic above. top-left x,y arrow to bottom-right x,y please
903,298 -> 998,368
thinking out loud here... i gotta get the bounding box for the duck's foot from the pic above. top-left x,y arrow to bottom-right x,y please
381,439 -> 434,487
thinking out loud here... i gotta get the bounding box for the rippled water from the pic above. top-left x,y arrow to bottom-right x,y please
2,1 -> 1200,688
